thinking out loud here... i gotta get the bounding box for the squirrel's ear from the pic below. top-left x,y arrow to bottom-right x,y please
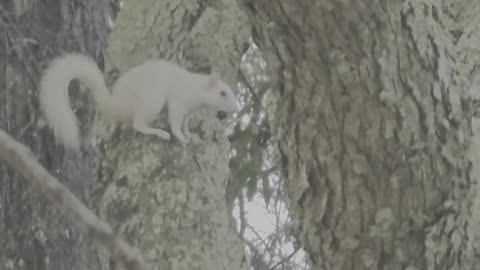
208,71 -> 220,88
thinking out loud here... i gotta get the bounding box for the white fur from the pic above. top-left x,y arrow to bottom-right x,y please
38,53 -> 239,150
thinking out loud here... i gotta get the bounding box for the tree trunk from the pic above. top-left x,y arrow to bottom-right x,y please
0,1 -> 110,270
238,1 -> 480,269
93,0 -> 250,269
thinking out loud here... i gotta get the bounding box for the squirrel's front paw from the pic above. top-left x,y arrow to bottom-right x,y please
154,131 -> 171,141
172,133 -> 189,145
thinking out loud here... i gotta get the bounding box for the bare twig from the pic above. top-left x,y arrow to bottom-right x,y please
0,129 -> 148,270
238,68 -> 263,106
268,247 -> 300,270
238,194 -> 247,239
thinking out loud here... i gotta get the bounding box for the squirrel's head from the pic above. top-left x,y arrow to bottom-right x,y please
204,71 -> 239,117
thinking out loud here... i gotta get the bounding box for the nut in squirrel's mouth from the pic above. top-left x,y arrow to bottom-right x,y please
216,111 -> 228,120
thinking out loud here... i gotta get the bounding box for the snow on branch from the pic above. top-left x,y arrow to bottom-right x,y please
0,129 -> 148,270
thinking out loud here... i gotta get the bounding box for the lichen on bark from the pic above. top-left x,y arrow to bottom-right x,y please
238,0 -> 480,269
92,0 -> 250,269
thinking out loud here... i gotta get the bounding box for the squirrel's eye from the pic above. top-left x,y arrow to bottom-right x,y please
220,91 -> 226,97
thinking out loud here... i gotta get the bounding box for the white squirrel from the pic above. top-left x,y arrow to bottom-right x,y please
39,53 -> 239,150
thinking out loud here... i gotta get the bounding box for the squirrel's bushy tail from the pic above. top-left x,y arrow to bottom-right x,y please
39,53 -> 111,150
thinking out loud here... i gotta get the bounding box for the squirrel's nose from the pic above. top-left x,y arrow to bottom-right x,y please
216,111 -> 228,120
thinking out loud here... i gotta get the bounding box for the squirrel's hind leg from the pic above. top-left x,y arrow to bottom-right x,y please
132,95 -> 171,141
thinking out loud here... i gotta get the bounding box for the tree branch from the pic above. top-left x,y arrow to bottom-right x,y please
0,129 -> 148,270
268,247 -> 300,270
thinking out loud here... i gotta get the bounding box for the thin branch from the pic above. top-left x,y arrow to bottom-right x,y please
246,223 -> 276,259
0,129 -> 148,270
258,166 -> 277,178
238,68 -> 263,106
238,193 -> 247,239
268,247 -> 300,270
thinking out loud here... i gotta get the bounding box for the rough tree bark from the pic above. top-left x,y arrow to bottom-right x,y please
0,1 -> 111,270
92,0 -> 250,269
238,1 -> 480,270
